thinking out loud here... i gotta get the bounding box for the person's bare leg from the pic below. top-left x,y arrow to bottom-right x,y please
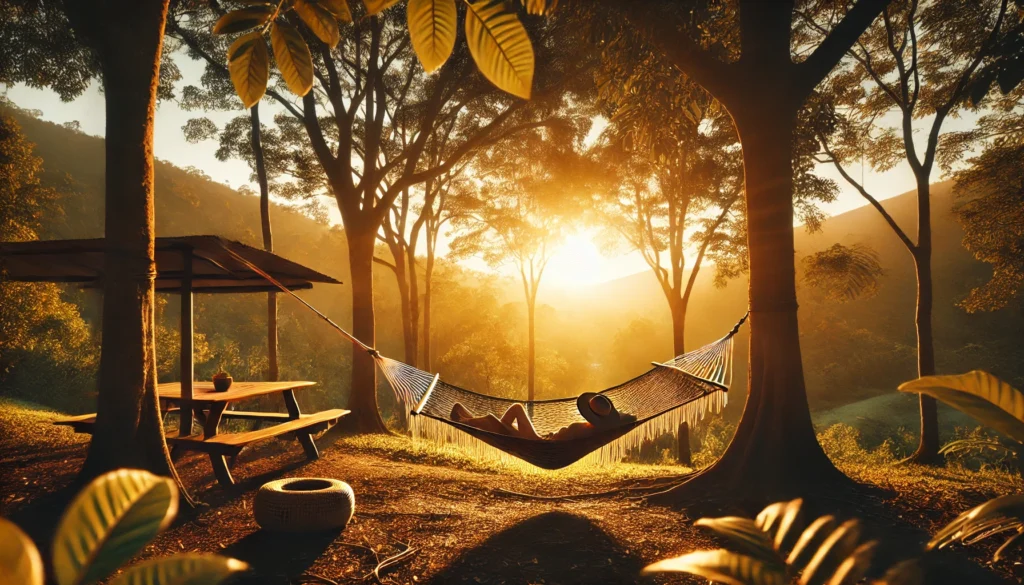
500,403 -> 541,439
451,403 -> 474,421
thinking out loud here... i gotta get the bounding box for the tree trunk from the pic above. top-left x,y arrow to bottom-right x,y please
78,0 -> 183,484
346,227 -> 387,432
407,250 -> 420,368
527,294 -> 536,403
653,101 -> 849,503
907,181 -> 940,463
251,103 -> 278,382
422,251 -> 435,370
670,297 -> 692,464
392,253 -> 416,366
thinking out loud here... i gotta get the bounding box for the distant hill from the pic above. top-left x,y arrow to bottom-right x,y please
8,106 -> 1022,431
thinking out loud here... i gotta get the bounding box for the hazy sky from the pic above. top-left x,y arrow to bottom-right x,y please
3,48 -> 972,290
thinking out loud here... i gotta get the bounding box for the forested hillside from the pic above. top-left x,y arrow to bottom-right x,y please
4,107 -> 1021,429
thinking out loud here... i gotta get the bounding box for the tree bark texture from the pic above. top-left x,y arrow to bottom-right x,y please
75,0 -> 182,484
346,227 -> 388,432
909,179 -> 940,463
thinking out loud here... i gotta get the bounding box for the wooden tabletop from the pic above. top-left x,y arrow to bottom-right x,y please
158,381 -> 316,403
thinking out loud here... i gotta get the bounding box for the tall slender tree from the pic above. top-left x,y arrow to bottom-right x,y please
808,0 -> 1013,463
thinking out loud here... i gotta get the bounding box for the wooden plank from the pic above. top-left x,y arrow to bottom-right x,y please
168,409 -> 348,456
55,407 -> 182,434
158,380 -> 316,403
220,411 -> 292,422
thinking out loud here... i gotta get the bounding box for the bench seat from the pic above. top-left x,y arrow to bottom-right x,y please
167,409 -> 349,456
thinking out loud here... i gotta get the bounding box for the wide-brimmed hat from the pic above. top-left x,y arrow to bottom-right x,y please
577,392 -> 622,428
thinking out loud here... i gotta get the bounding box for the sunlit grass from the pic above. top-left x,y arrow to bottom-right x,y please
0,397 -> 88,456
335,432 -> 692,480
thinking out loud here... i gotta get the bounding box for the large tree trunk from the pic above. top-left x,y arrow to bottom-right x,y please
346,227 -> 387,432
78,0 -> 182,484
251,103 -> 278,382
670,297 -> 691,464
653,100 -> 849,502
907,181 -> 940,463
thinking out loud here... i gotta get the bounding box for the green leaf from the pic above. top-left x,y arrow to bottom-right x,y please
787,515 -> 837,571
799,519 -> 862,585
520,0 -> 552,15
228,31 -> 270,109
825,540 -> 877,585
107,554 -> 247,585
642,550 -> 788,585
695,517 -> 780,565
53,469 -> 178,585
270,21 -> 314,97
322,0 -> 353,23
898,371 -> 1024,442
408,0 -> 458,73
363,0 -> 400,15
294,0 -> 341,47
0,517 -> 43,585
929,494 -> 1024,561
464,0 -> 535,99
213,5 -> 277,35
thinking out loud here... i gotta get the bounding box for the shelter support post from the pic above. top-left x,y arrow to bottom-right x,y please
179,249 -> 194,436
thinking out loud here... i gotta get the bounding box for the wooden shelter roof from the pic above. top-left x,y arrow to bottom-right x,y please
0,235 -> 341,293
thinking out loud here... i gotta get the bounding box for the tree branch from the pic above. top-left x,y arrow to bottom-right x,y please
797,0 -> 893,100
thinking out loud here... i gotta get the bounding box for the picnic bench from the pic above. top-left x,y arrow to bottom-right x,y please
57,381 -> 348,486
15,236 -> 351,488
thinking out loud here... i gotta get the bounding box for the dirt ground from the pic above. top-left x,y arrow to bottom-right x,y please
1,408 -> 1022,585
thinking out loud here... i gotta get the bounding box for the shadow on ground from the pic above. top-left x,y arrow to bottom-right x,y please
225,528 -> 340,584
426,511 -> 648,585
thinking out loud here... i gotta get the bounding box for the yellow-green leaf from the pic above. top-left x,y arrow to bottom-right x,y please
787,515 -> 837,571
465,0 -> 535,99
799,519 -> 862,585
270,21 -> 314,97
695,517 -> 780,565
53,469 -> 178,585
107,555 -> 247,585
294,0 -> 341,47
228,31 -> 270,108
643,550 -> 788,585
408,0 -> 458,73
929,494 -> 1024,560
322,0 -> 353,22
899,371 -> 1024,442
213,5 -> 276,35
826,540 -> 877,585
0,518 -> 43,585
363,0 -> 400,15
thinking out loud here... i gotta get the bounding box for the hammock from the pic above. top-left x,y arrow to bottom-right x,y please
375,328 -> 740,469
218,242 -> 745,470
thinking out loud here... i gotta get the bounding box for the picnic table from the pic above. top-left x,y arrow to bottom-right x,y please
57,381 -> 348,487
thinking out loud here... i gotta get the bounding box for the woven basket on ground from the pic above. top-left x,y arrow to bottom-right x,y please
254,477 -> 355,532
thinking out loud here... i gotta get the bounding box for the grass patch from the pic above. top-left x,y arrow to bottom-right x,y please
0,397 -> 87,456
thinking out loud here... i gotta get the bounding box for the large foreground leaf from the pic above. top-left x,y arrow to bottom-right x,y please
0,517 -> 43,585
363,0 -> 400,15
294,0 -> 341,47
643,550 -> 787,585
53,470 -> 178,585
228,31 -> 270,108
465,0 -> 534,99
930,495 -> 1024,561
107,555 -> 247,585
408,0 -> 458,73
899,371 -> 1024,442
270,21 -> 314,96
213,5 -> 276,35
695,517 -> 779,564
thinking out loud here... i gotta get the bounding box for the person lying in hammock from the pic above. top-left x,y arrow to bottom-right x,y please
449,393 -> 636,441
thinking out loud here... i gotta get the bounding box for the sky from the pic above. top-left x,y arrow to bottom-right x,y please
2,49 -> 971,291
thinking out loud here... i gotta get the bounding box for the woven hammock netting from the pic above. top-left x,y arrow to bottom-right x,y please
213,240 -> 743,470
375,329 -> 738,470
